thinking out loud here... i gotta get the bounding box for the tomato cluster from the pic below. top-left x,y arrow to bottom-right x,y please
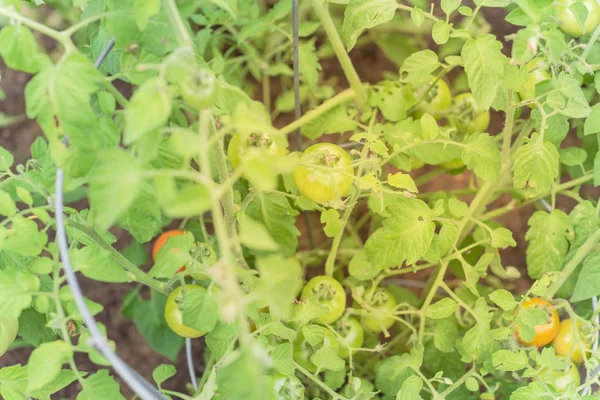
513,298 -> 595,393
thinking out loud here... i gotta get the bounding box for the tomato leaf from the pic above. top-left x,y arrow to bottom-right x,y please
78,370 -> 125,400
124,78 -> 172,144
26,341 -> 72,392
491,349 -> 529,371
461,133 -> 501,182
571,250 -> 600,302
365,197 -> 436,269
426,298 -> 458,319
525,210 -> 573,279
461,35 -> 506,110
0,25 -> 48,73
182,288 -> 219,333
511,133 -> 559,197
342,0 -> 398,51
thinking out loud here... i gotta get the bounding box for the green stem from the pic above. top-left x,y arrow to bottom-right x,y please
278,88 -> 356,136
501,91 -> 515,166
163,0 -> 194,48
66,220 -> 167,294
293,363 -> 350,400
309,0 -> 366,106
62,12 -> 120,37
0,7 -> 75,51
104,81 -> 129,107
548,229 -> 600,298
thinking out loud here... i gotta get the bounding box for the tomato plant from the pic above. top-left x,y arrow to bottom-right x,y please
293,327 -> 341,373
293,143 -> 354,203
360,288 -> 398,334
164,284 -> 208,339
336,318 -> 364,359
536,360 -> 581,393
556,0 -> 600,37
2,0 -> 600,398
515,298 -> 560,347
300,276 -> 346,325
553,319 -> 594,363
180,68 -> 218,110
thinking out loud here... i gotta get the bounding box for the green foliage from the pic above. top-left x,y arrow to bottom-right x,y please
0,0 -> 600,398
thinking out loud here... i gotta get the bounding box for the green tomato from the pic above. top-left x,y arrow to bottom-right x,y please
227,132 -> 288,170
164,284 -> 207,338
270,374 -> 305,400
361,288 -> 397,333
556,0 -> 600,37
301,276 -> 346,325
440,158 -> 466,171
536,360 -> 581,393
180,68 -> 218,110
452,93 -> 490,134
519,58 -> 551,103
337,318 -> 364,359
293,143 -> 354,203
414,79 -> 452,118
293,327 -> 341,373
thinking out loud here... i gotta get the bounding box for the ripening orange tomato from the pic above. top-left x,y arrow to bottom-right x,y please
152,229 -> 186,262
515,298 -> 559,347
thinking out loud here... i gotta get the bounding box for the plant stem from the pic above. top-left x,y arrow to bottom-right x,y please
163,0 -> 194,49
0,7 -> 75,51
279,88 -> 356,136
309,0 -> 366,106
66,220 -> 168,294
548,229 -> 600,298
294,363 -> 350,400
502,91 -> 515,165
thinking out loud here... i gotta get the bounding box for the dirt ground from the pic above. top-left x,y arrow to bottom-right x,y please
0,6 -> 593,399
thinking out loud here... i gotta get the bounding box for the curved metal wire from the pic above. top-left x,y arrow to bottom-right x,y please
55,39 -> 166,400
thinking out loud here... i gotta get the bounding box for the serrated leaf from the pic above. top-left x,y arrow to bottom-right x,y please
492,349 -> 529,371
271,343 -> 294,376
182,287 -> 219,333
400,50 -> 440,83
461,35 -> 506,110
571,250 -> 600,302
461,133 -> 501,182
584,103 -> 600,136
298,40 -> 321,88
489,289 -> 517,311
310,347 -> 345,372
349,250 -> 381,281
491,227 -> 516,248
342,0 -> 398,51
124,78 -> 171,144
525,210 -> 573,279
320,209 -> 342,238
26,341 -> 72,391
89,149 -> 142,231
0,25 -> 48,73
426,298 -> 458,319
364,198 -> 435,269
388,172 -> 418,193
511,133 -> 559,197
396,375 -> 424,400
78,370 -> 126,400
559,147 -> 587,166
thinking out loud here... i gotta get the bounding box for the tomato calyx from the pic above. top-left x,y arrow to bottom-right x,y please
247,132 -> 274,149
310,281 -> 338,301
366,288 -> 391,307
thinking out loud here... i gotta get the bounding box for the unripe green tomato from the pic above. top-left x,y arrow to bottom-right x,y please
164,284 -> 207,338
556,0 -> 600,37
270,373 -> 305,400
361,288 -> 397,333
293,143 -> 354,203
300,275 -> 346,325
227,132 -> 287,170
180,68 -> 218,110
293,328 -> 340,373
336,318 -> 364,359
414,79 -> 452,118
519,58 -> 551,103
535,360 -> 581,393
33,295 -> 50,314
552,319 -> 594,364
453,93 -> 490,134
